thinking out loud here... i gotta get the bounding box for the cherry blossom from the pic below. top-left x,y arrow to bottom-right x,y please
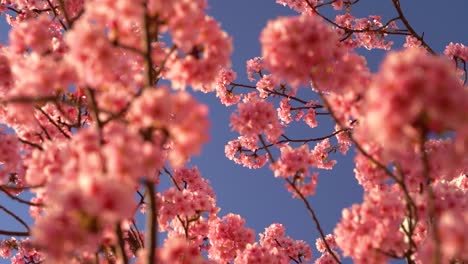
261,15 -> 340,87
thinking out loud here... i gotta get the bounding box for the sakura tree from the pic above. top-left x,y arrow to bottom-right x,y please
0,0 -> 466,263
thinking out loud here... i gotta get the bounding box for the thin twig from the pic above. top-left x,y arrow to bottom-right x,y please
36,106 -> 71,139
0,204 -> 30,231
285,178 -> 341,263
258,135 -> 341,263
18,138 -> 43,151
0,186 -> 44,207
0,229 -> 29,236
115,223 -> 129,264
390,0 -> 435,54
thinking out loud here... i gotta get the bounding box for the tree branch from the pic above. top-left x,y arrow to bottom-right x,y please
144,180 -> 157,264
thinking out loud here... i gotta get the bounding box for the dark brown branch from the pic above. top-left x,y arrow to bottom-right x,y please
130,220 -> 145,250
390,0 -> 435,54
144,180 -> 157,264
112,39 -> 145,55
36,106 -> 71,139
142,11 -> 155,87
230,82 -> 317,106
18,138 -> 43,151
285,180 -> 341,264
0,95 -> 58,105
46,0 -> 67,30
281,128 -> 349,144
85,88 -> 105,145
0,184 -> 44,191
251,129 -> 350,152
0,204 -> 30,231
0,229 -> 29,236
7,6 -> 20,13
257,135 -> 341,263
163,167 -> 182,191
154,45 -> 177,86
0,186 -> 44,207
115,223 -> 129,264
57,0 -> 72,28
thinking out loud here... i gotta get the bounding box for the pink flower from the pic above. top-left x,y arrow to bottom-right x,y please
230,96 -> 282,142
361,48 -> 468,152
334,189 -> 406,263
158,167 -> 216,230
260,15 -> 339,87
0,238 -> 16,258
335,14 -> 395,50
208,214 -> 255,262
332,0 -> 344,10
0,130 -> 21,184
86,0 -> 144,49
234,243 -> 276,264
214,68 -> 241,106
444,42 -> 468,61
66,17 -> 141,88
311,139 -> 336,170
271,145 -> 312,178
438,211 -> 468,261
129,86 -> 210,168
314,252 -> 340,264
224,138 -> 268,169
277,99 -> 292,125
404,36 -> 422,48
256,75 -> 277,98
275,0 -> 310,14
246,57 -> 263,82
303,109 -> 317,128
315,234 -> 337,253
157,237 -> 207,264
166,15 -> 232,91
168,91 -> 210,167
259,223 -> 313,263
8,53 -> 75,98
9,14 -> 62,54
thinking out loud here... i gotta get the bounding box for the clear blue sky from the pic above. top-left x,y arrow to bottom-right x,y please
0,1 -> 467,263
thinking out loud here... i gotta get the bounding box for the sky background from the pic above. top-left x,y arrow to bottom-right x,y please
1,0 -> 468,263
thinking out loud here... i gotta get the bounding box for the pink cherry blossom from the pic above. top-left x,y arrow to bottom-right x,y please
334,189 -> 407,263
165,15 -> 232,91
261,15 -> 340,87
9,14 -> 63,54
246,57 -> 263,82
259,223 -> 313,263
444,42 -> 468,61
361,47 -> 468,152
234,243 -> 276,264
335,14 -> 395,50
230,95 -> 282,142
156,237 -> 207,264
214,68 -> 241,106
208,214 -> 255,262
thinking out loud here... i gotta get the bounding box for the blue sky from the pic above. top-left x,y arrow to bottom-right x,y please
1,0 -> 467,263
